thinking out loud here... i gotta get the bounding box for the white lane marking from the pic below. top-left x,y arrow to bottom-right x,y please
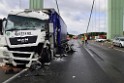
3,68 -> 28,83
113,48 -> 124,53
84,48 -> 94,57
78,40 -> 94,57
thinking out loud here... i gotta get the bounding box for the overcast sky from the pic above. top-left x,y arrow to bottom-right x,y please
0,0 -> 108,35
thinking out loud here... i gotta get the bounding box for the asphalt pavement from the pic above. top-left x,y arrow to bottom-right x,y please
8,40 -> 114,83
87,41 -> 124,83
0,56 -> 15,83
0,67 -> 15,83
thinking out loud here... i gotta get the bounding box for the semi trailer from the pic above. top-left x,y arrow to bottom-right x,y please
0,9 -> 68,68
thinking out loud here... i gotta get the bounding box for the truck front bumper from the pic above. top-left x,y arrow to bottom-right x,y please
0,47 -> 38,67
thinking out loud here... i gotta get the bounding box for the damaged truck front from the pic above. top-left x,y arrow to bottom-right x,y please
0,9 -> 67,68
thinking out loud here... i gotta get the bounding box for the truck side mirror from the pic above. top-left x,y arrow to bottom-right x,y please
49,23 -> 54,33
0,19 -> 2,35
3,18 -> 7,28
2,18 -> 7,35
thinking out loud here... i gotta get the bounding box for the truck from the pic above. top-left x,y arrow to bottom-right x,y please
0,9 -> 68,68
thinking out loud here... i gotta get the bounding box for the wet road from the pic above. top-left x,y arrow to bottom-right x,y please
0,70 -> 14,83
0,59 -> 15,83
87,41 -> 124,83
9,40 -> 114,83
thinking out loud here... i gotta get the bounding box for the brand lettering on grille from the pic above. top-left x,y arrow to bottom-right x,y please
15,32 -> 31,36
17,38 -> 28,43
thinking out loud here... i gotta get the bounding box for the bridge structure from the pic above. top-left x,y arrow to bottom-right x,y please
29,0 -> 43,9
29,0 -> 124,39
108,0 -> 124,39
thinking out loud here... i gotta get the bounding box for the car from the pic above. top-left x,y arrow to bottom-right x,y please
113,37 -> 124,47
95,38 -> 106,42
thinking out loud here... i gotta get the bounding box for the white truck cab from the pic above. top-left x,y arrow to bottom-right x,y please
0,9 -> 53,67
0,9 -> 68,68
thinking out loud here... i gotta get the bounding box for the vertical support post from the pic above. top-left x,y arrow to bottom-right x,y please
107,0 -> 124,39
29,0 -> 43,10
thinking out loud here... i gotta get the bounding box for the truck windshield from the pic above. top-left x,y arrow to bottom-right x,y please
6,15 -> 48,31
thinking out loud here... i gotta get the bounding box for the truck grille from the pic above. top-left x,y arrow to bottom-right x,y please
13,53 -> 31,58
9,36 -> 37,45
14,60 -> 29,64
13,53 -> 31,64
7,46 -> 37,52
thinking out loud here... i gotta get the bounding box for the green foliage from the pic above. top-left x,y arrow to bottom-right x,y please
67,33 -> 75,38
79,32 -> 107,37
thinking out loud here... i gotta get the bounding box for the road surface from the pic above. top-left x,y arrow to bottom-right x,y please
9,40 -> 113,83
87,41 -> 124,83
0,60 -> 15,83
0,40 -> 124,83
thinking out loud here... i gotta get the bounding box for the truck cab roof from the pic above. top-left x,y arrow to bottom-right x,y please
9,9 -> 50,20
